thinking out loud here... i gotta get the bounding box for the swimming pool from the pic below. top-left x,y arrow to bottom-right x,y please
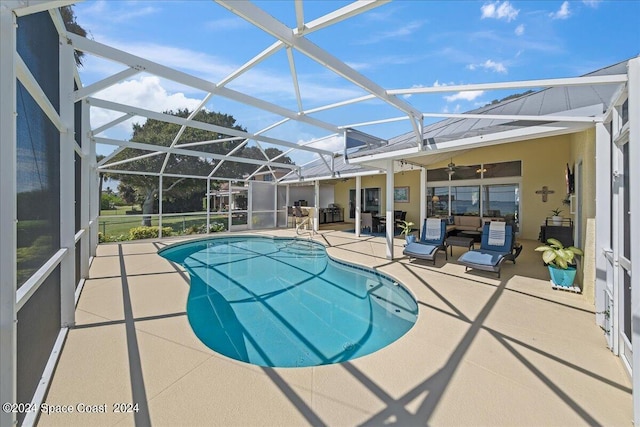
159,236 -> 418,367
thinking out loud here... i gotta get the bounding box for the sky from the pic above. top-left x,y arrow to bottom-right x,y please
72,0 -> 640,166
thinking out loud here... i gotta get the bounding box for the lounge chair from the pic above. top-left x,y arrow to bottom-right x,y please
403,218 -> 447,265
458,222 -> 515,278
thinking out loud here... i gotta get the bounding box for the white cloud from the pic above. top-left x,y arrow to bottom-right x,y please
582,0 -> 602,7
358,21 -> 425,44
467,59 -> 507,73
480,1 -> 519,22
444,91 -> 485,103
90,76 -> 203,135
515,24 -> 525,36
550,1 -> 571,19
205,17 -> 249,31
442,104 -> 462,114
81,0 -> 159,24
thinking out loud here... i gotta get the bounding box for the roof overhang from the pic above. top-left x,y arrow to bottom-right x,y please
349,104 -> 605,168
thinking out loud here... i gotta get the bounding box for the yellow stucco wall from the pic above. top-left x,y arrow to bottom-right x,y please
333,171 -> 422,227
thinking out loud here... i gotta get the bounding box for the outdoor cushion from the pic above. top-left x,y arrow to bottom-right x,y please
458,216 -> 481,227
458,224 -> 515,277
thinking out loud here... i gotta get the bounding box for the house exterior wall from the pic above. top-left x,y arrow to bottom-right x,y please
333,171 -> 422,228
333,132 -> 596,242
424,134 -> 581,241
568,128 -> 597,303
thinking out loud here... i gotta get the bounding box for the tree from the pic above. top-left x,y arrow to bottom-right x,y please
107,109 -> 293,225
60,5 -> 87,66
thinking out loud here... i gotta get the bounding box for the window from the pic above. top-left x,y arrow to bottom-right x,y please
427,187 -> 450,217
482,161 -> 521,178
481,184 -> 519,221
349,188 -> 380,218
450,186 -> 480,215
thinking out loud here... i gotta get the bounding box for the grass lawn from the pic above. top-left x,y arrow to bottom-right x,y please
98,208 -> 233,237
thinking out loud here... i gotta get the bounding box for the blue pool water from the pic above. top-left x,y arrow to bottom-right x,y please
158,236 -> 418,367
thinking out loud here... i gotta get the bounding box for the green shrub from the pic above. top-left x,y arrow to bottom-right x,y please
199,222 -> 225,233
98,232 -> 129,243
128,226 -> 173,240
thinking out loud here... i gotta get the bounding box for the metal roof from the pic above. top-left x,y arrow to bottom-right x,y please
348,59 -> 630,159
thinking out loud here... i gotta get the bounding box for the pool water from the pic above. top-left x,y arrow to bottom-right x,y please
159,236 -> 418,367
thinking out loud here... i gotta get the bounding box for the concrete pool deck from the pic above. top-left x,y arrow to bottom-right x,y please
40,228 -> 632,426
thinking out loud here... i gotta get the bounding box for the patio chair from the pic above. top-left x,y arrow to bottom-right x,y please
361,212 -> 373,233
458,222 -> 515,278
293,206 -> 309,228
403,218 -> 447,265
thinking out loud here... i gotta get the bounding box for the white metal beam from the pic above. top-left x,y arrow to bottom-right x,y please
349,122 -> 592,164
286,47 -> 304,113
175,136 -> 244,149
628,56 -> 640,427
9,0 -> 75,17
294,0 -> 304,33
297,1 -> 390,36
94,137 -> 299,170
304,94 -> 374,115
101,150 -> 165,169
0,7 -> 18,427
388,74 -> 628,96
218,40 -> 284,88
159,93 -> 213,175
385,159 -> 394,259
208,139 -> 249,177
215,0 -> 422,123
74,67 -> 140,101
88,97 -> 334,156
59,31 -> 75,328
99,169 -> 214,181
68,33 -> 340,133
91,112 -> 134,135
421,111 -> 604,123
16,53 -> 65,131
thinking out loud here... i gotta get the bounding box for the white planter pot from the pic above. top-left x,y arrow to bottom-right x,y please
551,216 -> 563,226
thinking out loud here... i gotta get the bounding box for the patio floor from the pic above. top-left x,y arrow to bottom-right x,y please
39,228 -> 632,426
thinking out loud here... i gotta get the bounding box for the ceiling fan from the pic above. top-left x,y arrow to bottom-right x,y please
445,158 -> 475,176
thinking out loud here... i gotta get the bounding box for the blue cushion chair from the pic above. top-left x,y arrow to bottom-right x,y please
403,218 -> 447,265
458,223 -> 515,278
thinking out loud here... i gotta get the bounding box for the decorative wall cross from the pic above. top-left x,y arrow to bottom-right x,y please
535,186 -> 554,202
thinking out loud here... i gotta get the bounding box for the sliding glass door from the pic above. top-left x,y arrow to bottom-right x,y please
481,184 -> 519,222
349,188 -> 380,218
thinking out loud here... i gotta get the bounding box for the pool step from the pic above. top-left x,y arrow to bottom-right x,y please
278,241 -> 325,257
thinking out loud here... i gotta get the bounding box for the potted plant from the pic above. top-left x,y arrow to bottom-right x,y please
535,238 -> 583,288
398,220 -> 415,244
550,207 -> 563,226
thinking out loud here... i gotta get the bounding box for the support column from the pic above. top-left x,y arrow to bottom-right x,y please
227,181 -> 233,231
0,7 -> 17,426
420,166 -> 427,236
594,122 -> 612,331
158,175 -> 163,238
87,102 -> 98,257
206,178 -> 210,233
628,56 -> 640,427
385,160 -> 394,259
60,32 -> 76,328
273,183 -> 278,228
355,176 -> 361,237
80,100 -> 90,277
314,180 -> 320,232
246,181 -> 251,230
285,185 -> 290,228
